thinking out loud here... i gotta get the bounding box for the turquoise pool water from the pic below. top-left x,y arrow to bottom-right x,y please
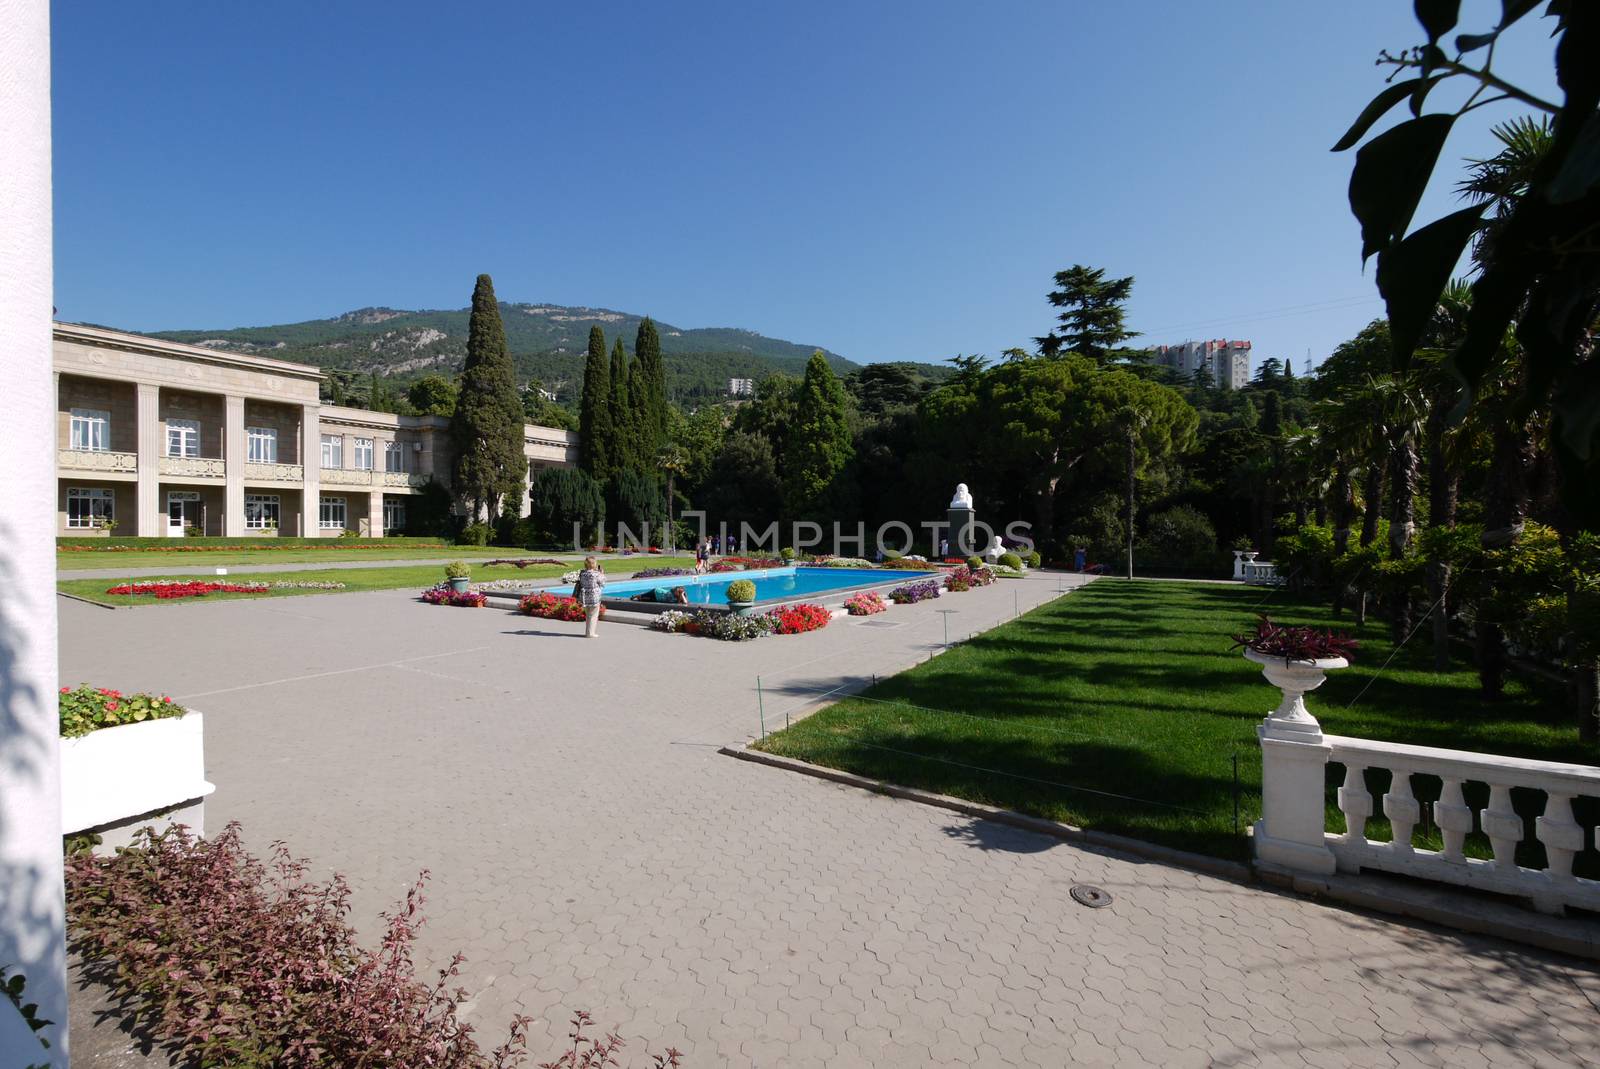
592,566 -> 936,606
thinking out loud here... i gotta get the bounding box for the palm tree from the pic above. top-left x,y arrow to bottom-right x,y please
657,445 -> 688,550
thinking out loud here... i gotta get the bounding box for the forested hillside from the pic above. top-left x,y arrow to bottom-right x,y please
136,302 -> 856,405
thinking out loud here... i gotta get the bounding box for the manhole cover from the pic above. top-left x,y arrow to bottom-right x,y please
1070,884 -> 1113,908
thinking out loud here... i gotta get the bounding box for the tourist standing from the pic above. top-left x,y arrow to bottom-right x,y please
577,555 -> 605,638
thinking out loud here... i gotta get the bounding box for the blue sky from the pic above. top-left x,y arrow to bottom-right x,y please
50,1 -> 1559,369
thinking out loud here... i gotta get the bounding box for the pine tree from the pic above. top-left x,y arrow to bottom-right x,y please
1035,265 -> 1138,362
635,317 -> 666,455
609,337 -> 634,472
783,351 -> 854,519
577,326 -> 612,479
450,274 -> 525,520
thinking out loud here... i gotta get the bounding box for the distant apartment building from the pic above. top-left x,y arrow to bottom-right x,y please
1148,339 -> 1251,389
54,323 -> 574,537
728,377 -> 755,398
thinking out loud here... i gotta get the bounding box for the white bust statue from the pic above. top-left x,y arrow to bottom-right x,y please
950,483 -> 974,510
984,535 -> 1005,562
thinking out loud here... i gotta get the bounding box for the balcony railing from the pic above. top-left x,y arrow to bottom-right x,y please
382,471 -> 429,488
58,448 -> 137,474
243,461 -> 305,483
159,456 -> 227,479
320,467 -> 429,489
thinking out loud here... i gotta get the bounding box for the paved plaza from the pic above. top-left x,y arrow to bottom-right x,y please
60,574 -> 1600,1067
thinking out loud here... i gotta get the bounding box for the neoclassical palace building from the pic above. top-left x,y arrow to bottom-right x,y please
54,323 -> 574,537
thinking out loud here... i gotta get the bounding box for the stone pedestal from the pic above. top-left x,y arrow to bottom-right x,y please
947,507 -> 975,557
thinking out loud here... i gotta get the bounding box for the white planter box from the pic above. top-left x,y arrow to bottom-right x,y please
59,712 -> 215,837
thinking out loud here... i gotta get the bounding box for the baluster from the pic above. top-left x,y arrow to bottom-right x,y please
1337,764 -> 1372,844
1383,769 -> 1419,854
1535,792 -> 1584,882
1433,778 -> 1473,862
1479,783 -> 1524,868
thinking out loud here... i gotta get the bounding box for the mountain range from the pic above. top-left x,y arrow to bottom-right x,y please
136,303 -> 858,404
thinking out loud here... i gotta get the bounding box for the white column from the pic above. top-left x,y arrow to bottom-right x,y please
223,395 -> 245,536
0,0 -> 70,1061
135,382 -> 161,536
301,405 -> 320,538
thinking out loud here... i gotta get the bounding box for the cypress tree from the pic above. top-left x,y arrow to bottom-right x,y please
609,337 -> 634,472
450,274 -> 525,521
635,317 -> 666,454
783,351 -> 854,519
577,326 -> 612,479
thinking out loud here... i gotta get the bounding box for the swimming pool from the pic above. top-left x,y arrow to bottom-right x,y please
583,566 -> 938,606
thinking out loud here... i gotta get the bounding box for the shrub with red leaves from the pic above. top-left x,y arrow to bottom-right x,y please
68,825 -> 681,1068
66,824 -> 532,1068
766,603 -> 831,634
1232,615 -> 1359,663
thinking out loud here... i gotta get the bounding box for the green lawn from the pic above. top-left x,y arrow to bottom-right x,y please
58,556 -> 697,606
754,579 -> 1598,868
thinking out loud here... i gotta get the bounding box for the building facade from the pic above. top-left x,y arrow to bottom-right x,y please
1149,339 -> 1251,389
54,323 -> 574,537
728,377 -> 755,398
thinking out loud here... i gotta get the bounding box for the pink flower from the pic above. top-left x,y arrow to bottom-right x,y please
105,701 -> 119,711
60,686 -> 70,694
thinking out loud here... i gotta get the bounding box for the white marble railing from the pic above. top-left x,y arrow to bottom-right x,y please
1243,560 -> 1281,585
243,461 -> 304,482
1327,736 -> 1599,915
57,448 -> 137,474
159,456 -> 226,478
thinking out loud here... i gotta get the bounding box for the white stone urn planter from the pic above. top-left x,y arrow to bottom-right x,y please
1243,648 -> 1347,741
60,712 -> 215,849
1245,649 -> 1348,875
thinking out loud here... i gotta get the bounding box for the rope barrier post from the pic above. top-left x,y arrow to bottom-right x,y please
757,675 -> 765,738
1232,750 -> 1240,842
1014,589 -> 1019,618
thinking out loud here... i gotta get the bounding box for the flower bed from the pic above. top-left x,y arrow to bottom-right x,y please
944,565 -> 996,592
686,609 -> 774,641
812,557 -> 873,568
421,587 -> 488,607
106,580 -> 269,598
633,566 -> 694,580
768,603 -> 831,634
881,557 -> 942,571
844,591 -> 888,616
517,591 -> 599,621
650,610 -> 694,633
711,556 -> 784,572
60,685 -> 184,738
889,580 -> 941,604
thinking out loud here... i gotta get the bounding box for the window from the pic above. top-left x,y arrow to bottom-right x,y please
353,437 -> 374,470
319,496 -> 346,530
247,426 -> 278,463
245,494 -> 281,530
384,441 -> 404,473
66,487 -> 114,529
69,408 -> 110,452
320,434 -> 342,469
383,498 -> 406,533
166,418 -> 200,458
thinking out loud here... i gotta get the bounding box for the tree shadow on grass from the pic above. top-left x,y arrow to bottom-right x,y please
762,727 -> 1251,862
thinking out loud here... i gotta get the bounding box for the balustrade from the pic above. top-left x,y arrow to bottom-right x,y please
58,448 -> 137,474
1325,736 -> 1599,915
